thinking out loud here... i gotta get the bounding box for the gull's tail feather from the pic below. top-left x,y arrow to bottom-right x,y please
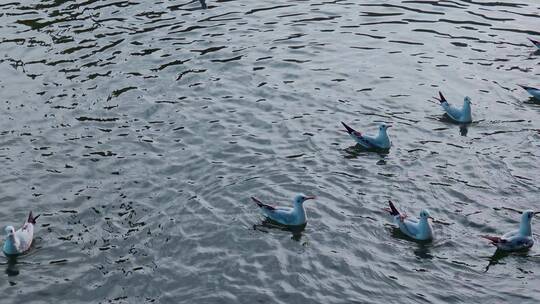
528,38 -> 540,45
341,122 -> 357,135
251,197 -> 275,211
27,211 -> 40,224
387,201 -> 400,216
481,235 -> 502,244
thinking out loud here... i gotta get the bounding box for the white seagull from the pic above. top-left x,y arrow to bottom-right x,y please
481,210 -> 537,252
519,85 -> 540,100
385,201 -> 433,241
251,194 -> 315,226
528,37 -> 540,49
341,122 -> 392,150
3,212 -> 40,256
435,91 -> 472,123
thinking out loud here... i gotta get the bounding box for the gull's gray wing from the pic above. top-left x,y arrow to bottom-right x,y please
442,102 -> 463,121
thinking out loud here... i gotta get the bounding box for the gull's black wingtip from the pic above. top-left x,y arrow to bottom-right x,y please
438,91 -> 447,104
387,200 -> 400,216
28,211 -> 40,224
518,84 -> 534,91
341,122 -> 356,134
251,196 -> 263,208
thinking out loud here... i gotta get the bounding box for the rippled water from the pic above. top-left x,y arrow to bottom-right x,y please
1,0 -> 539,303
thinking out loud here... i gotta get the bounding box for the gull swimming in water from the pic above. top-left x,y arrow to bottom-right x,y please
518,85 -> 540,100
481,210 -> 537,252
251,194 -> 315,226
385,201 -> 433,241
528,38 -> 540,49
435,91 -> 472,123
3,212 -> 40,256
341,122 -> 392,150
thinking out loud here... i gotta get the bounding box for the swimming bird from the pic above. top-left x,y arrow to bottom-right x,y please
518,85 -> 540,100
251,194 -> 315,226
3,212 -> 40,256
481,210 -> 538,252
435,91 -> 472,123
385,201 -> 433,241
528,37 -> 540,49
341,122 -> 391,150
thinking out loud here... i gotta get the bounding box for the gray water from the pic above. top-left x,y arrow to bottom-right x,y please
1,0 -> 539,303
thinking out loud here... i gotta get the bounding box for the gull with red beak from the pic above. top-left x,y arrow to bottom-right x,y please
251,194 -> 315,226
385,201 -> 434,241
481,210 -> 538,252
341,122 -> 392,150
435,91 -> 472,123
3,212 -> 40,256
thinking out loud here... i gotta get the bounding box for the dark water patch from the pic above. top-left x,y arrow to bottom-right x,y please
108,86 -> 137,100
360,3 -> 445,15
191,46 -> 227,55
389,40 -> 424,45
245,4 -> 296,15
211,55 -> 243,63
360,12 -> 404,17
360,21 -> 408,26
76,117 -> 119,122
176,69 -> 206,81
293,16 -> 341,23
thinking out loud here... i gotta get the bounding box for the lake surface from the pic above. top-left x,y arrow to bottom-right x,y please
1,0 -> 539,303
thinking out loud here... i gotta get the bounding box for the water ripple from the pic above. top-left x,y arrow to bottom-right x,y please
0,0 -> 539,303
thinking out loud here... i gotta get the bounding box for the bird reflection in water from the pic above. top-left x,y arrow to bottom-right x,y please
459,124 -> 468,136
483,249 -> 532,272
253,218 -> 306,242
343,145 -> 390,166
4,255 -> 20,276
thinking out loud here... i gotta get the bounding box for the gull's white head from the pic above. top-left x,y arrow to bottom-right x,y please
379,124 -> 392,134
294,194 -> 316,205
4,226 -> 15,236
464,96 -> 472,105
419,209 -> 432,220
521,210 -> 536,223
519,210 -> 536,236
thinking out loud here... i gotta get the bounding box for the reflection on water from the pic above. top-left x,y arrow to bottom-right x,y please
459,125 -> 469,136
481,249 -> 536,273
5,256 -> 19,277
413,243 -> 434,260
254,219 -> 306,242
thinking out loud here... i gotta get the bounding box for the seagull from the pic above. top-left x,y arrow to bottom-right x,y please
251,194 -> 315,226
518,85 -> 540,100
341,122 -> 391,150
481,210 -> 538,252
435,91 -> 472,123
528,37 -> 540,49
385,201 -> 433,241
3,212 -> 40,256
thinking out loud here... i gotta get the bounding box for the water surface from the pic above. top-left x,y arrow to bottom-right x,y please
1,0 -> 539,303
